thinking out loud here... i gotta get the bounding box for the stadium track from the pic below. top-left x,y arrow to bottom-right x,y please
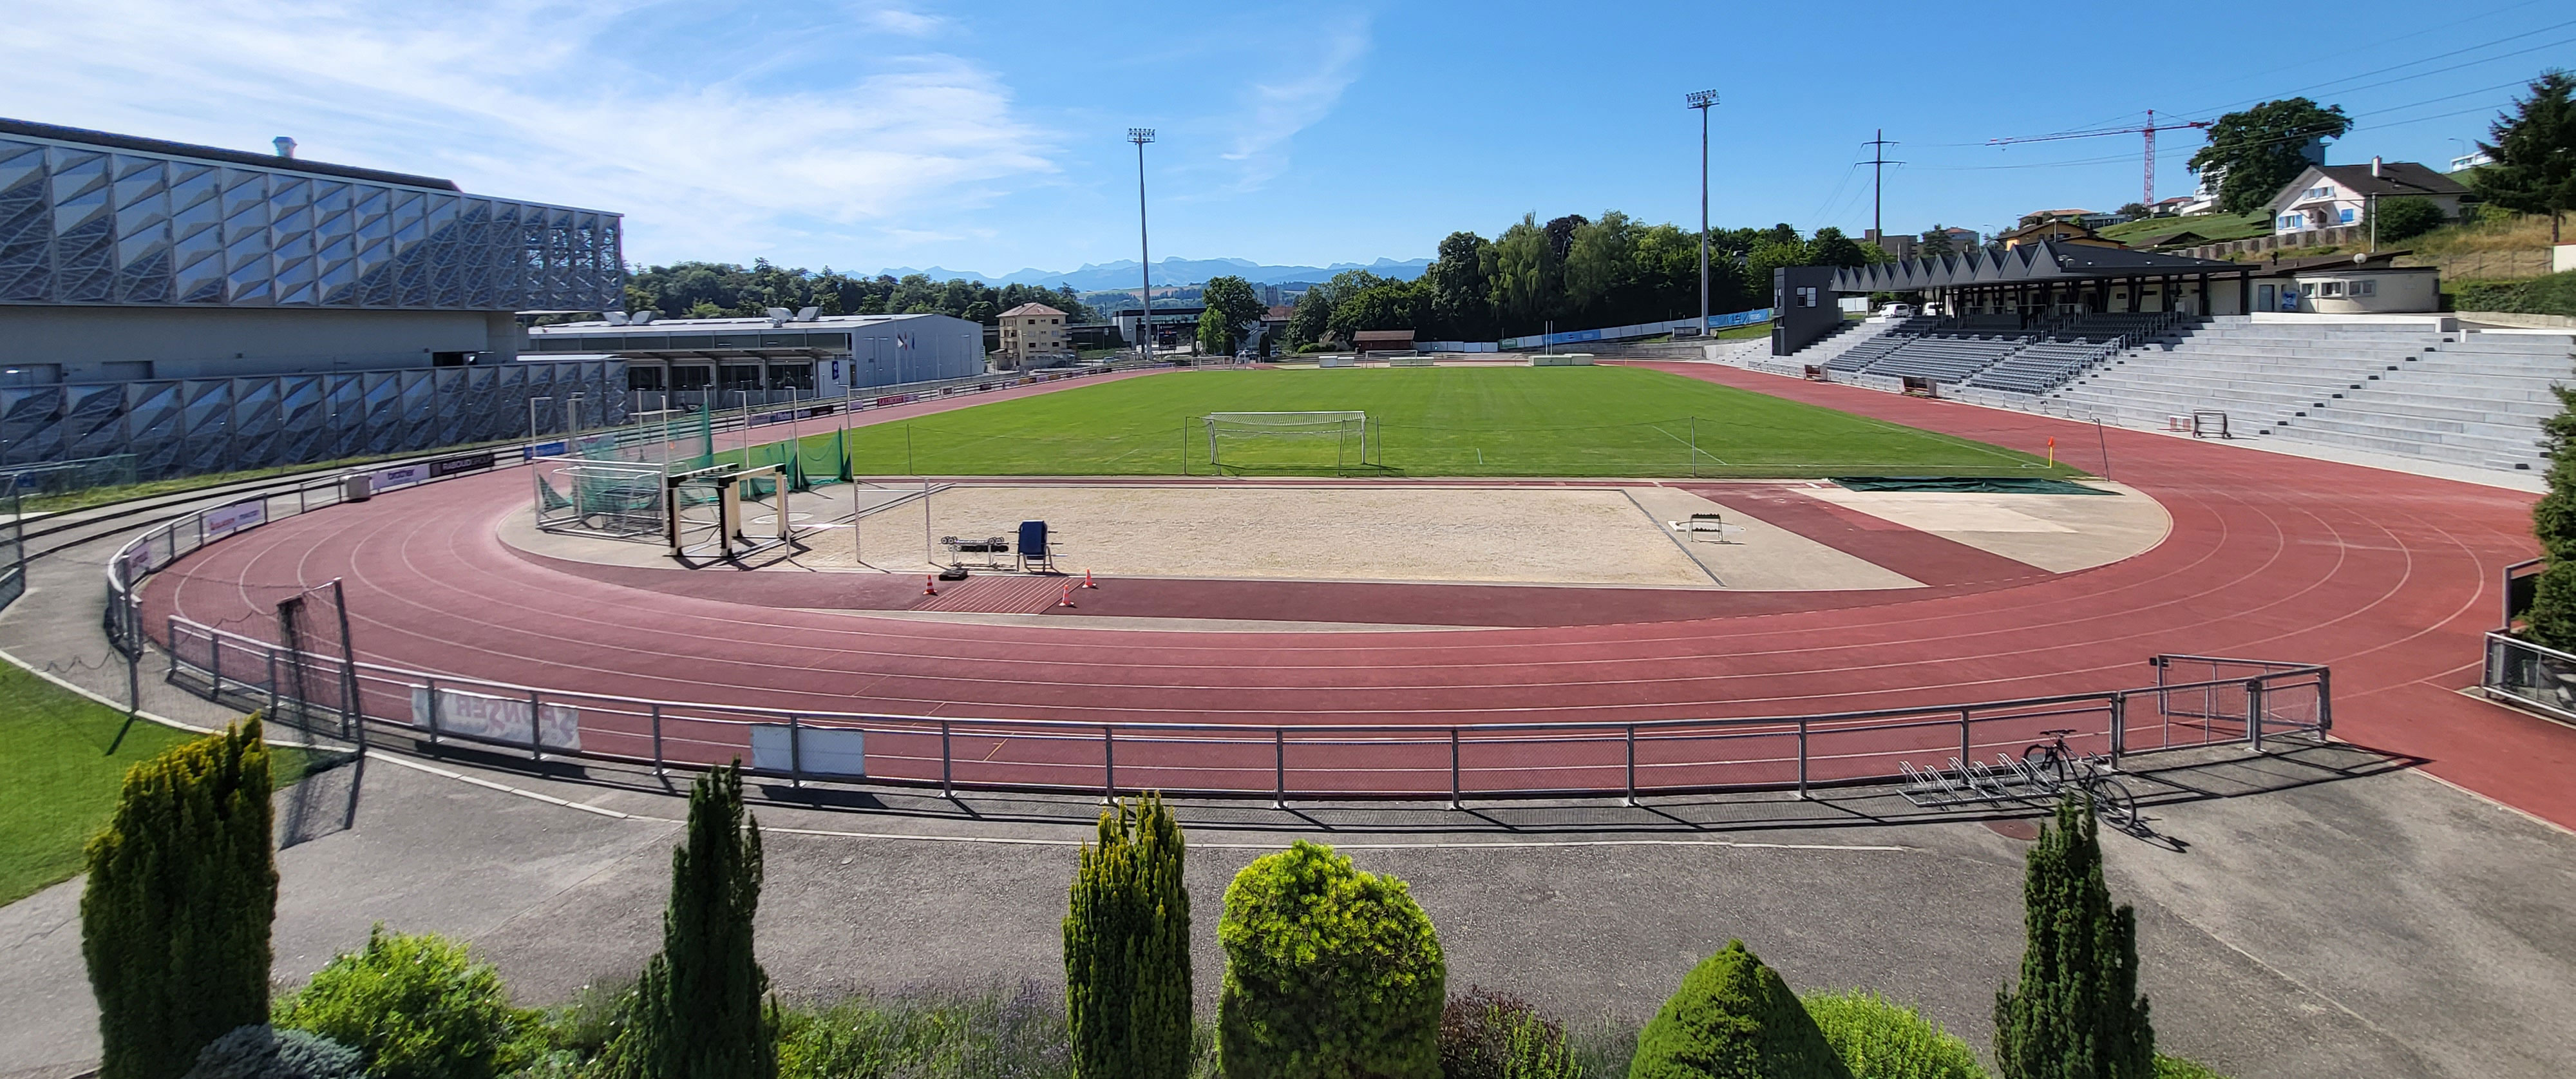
140,363 -> 2576,826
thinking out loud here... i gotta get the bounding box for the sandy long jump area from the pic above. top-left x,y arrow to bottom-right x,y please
833,483 -> 1720,587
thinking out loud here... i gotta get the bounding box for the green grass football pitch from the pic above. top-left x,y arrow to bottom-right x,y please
776,366 -> 2072,479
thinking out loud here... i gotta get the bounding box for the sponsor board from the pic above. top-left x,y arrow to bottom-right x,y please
371,463 -> 429,490
428,452 -> 494,479
409,684 -> 582,751
202,499 -> 267,539
875,394 -> 912,407
749,723 -> 866,777
118,540 -> 156,581
522,441 -> 569,459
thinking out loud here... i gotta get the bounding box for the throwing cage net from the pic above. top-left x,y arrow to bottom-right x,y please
1204,411 -> 1374,472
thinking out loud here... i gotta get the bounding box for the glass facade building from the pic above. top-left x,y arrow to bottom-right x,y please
0,119 -> 621,312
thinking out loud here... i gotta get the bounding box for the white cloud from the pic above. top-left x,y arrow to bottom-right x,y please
1218,14 -> 1370,190
0,0 -> 1057,265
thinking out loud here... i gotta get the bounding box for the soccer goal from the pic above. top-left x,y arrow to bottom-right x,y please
1204,411 -> 1374,470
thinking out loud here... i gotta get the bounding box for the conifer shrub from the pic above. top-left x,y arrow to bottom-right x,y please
1218,841 -> 1446,1079
181,1025 -> 365,1079
1993,795 -> 2154,1079
1800,992 -> 1984,1079
2523,374 -> 2576,648
83,716 -> 278,1079
620,762 -> 779,1079
272,926 -> 537,1079
1628,941 -> 1852,1079
1065,793 -> 1193,1079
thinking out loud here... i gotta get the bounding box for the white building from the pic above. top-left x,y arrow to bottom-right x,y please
527,310 -> 985,406
2269,159 -> 2467,236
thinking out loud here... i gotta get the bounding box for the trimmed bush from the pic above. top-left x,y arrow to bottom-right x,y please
1994,795 -> 2154,1079
623,763 -> 779,1079
2456,270 -> 2576,318
2150,1058 -> 2228,1079
1629,941 -> 1852,1079
1066,793 -> 1193,1079
2523,376 -> 2576,647
182,1025 -> 364,1079
1440,988 -> 1582,1079
1801,992 -> 1983,1079
1218,841 -> 1446,1079
84,716 -> 278,1079
273,926 -> 535,1079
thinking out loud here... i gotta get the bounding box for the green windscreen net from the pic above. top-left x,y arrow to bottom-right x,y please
1830,476 -> 2113,495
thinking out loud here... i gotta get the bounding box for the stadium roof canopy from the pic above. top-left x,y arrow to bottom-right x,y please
1828,242 -> 2249,293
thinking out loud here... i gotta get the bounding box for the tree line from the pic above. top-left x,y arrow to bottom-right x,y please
622,261 -> 1098,325
1281,216 -> 1885,347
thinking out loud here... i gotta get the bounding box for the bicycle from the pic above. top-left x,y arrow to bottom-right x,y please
2021,729 -> 2141,831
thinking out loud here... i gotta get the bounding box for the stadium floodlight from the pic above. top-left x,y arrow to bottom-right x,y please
1130,129 -> 1157,364
1685,90 -> 1719,336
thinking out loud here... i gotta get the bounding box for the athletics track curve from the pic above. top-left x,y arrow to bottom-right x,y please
140,363 -> 2576,826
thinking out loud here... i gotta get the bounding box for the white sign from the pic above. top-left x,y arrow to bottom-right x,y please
750,723 -> 866,777
202,499 -> 267,539
372,463 -> 429,490
409,684 -> 582,751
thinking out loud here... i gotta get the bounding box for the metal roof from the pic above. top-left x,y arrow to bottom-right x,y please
1828,242 -> 2249,292
0,116 -> 464,191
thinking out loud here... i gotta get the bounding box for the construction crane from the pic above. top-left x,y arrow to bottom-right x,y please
1987,110 -> 2214,209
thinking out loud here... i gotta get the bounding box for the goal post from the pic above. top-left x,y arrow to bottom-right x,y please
1202,411 -> 1372,468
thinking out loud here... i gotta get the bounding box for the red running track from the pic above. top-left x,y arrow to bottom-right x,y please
142,363 -> 2576,824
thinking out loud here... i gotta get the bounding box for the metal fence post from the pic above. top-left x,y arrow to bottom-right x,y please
2315,667 -> 2333,736
265,647 -> 281,717
1103,725 -> 1115,801
650,703 -> 665,777
788,712 -> 803,787
424,677 -> 442,744
1623,723 -> 1637,807
209,635 -> 222,696
1449,727 -> 1463,810
940,720 -> 954,797
1958,708 -> 1972,765
1796,717 -> 1810,799
1273,727 -> 1286,810
529,689 -> 545,759
2108,692 -> 2126,765
2245,679 -> 2264,752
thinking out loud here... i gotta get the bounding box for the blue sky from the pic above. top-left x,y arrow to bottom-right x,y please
8,0 -> 2570,278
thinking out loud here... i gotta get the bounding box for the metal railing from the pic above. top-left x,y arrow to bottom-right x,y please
2483,631 -> 2576,724
150,601 -> 2330,803
95,366 -> 2334,803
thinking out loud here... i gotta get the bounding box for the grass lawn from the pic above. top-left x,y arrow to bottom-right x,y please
2097,210 -> 2268,248
762,365 -> 2070,479
0,664 -> 313,905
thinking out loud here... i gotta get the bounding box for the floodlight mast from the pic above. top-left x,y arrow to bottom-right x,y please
1130,128 -> 1157,363
1685,91 -> 1718,335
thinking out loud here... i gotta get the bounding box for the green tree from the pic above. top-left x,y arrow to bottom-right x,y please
1564,211 -> 1642,325
1994,795 -> 2154,1079
2186,98 -> 2351,215
1199,276 -> 1265,354
1629,941 -> 1851,1079
2524,375 -> 2576,647
1423,231 -> 1497,341
84,717 -> 277,1079
2471,70 -> 2576,243
1486,215 -> 1557,336
1330,278 -> 1428,339
623,763 -> 777,1079
1808,228 -> 1872,269
2369,197 -> 2449,244
1917,226 -> 1957,258
2116,203 -> 2150,222
273,928 -> 534,1079
1065,794 -> 1193,1079
1218,841 -> 1444,1079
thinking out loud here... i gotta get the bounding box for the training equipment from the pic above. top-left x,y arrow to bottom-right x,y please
1203,412 -> 1373,468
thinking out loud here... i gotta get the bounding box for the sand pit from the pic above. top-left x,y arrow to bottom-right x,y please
826,483 -> 1720,587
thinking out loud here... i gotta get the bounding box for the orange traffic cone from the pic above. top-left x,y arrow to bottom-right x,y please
1081,569 -> 1099,589
923,574 -> 938,596
1057,582 -> 1077,608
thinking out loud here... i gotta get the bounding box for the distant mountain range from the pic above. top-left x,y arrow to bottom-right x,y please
872,256 -> 1430,291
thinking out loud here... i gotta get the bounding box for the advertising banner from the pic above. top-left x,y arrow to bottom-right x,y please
202,499 -> 267,539
371,463 -> 429,490
428,452 -> 495,479
750,723 -> 866,777
409,684 -> 582,751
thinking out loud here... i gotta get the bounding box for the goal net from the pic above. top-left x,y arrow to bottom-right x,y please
1204,411 -> 1372,469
